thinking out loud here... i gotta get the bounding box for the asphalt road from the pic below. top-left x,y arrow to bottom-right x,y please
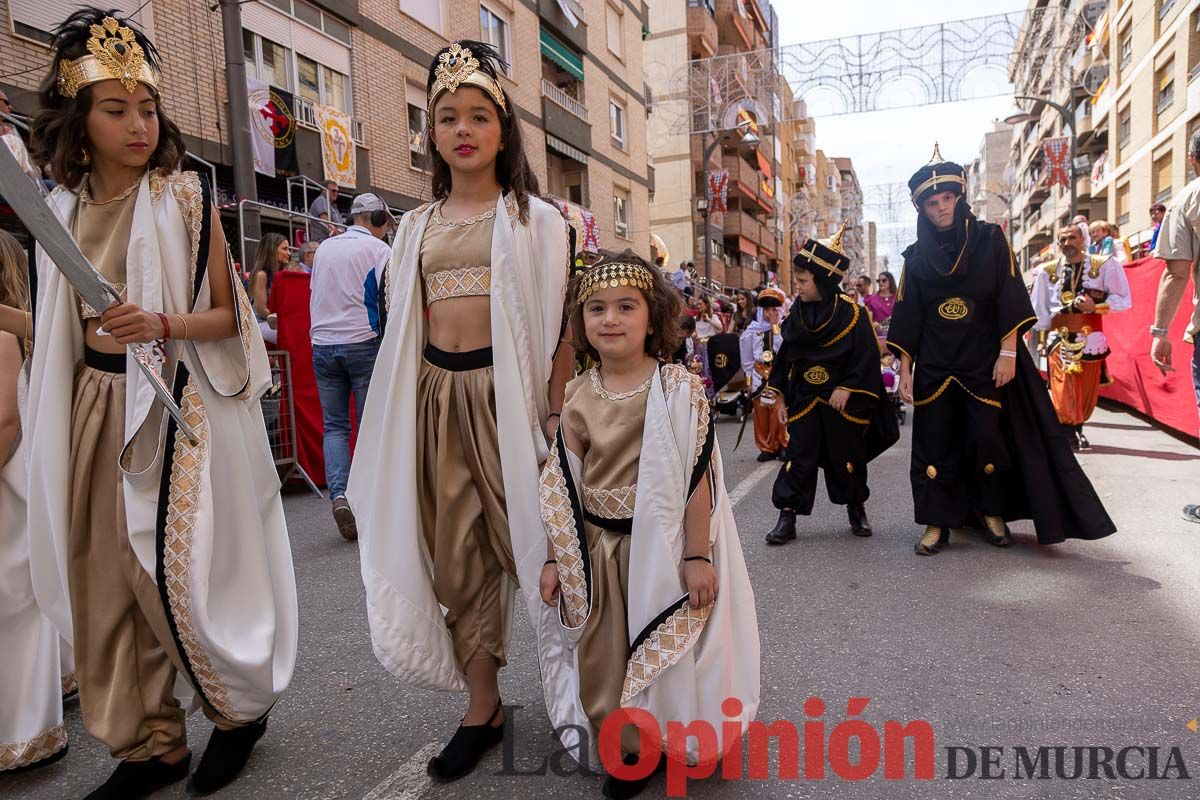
8,404 -> 1200,799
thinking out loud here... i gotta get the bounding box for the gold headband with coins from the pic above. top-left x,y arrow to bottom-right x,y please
427,43 -> 509,122
56,16 -> 159,99
576,262 -> 656,305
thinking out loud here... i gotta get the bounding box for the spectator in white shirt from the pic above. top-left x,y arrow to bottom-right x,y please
309,192 -> 394,540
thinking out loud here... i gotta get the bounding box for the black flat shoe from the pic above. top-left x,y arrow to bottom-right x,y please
756,451 -> 776,462
602,753 -> 665,799
427,702 -> 505,782
187,718 -> 267,795
765,510 -> 797,544
84,751 -> 191,800
847,503 -> 872,537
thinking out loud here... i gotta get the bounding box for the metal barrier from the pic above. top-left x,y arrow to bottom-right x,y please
236,198 -> 341,270
263,349 -> 323,497
185,151 -> 218,198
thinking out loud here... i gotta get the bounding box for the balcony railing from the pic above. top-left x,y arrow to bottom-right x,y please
294,96 -> 365,145
541,79 -> 589,123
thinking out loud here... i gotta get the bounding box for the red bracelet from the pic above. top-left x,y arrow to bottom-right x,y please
155,312 -> 171,340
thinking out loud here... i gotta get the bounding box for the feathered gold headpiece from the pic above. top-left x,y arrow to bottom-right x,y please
427,43 -> 508,121
576,261 -> 655,305
56,16 -> 159,99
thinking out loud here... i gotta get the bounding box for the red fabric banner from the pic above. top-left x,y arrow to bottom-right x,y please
1044,137 -> 1070,187
707,169 -> 729,213
269,271 -> 327,486
1097,257 -> 1198,438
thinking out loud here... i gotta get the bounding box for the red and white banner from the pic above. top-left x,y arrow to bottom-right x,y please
707,169 -> 729,213
1044,137 -> 1070,187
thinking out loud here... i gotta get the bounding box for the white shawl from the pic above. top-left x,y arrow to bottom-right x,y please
25,171 -> 297,722
539,365 -> 760,766
347,193 -> 569,689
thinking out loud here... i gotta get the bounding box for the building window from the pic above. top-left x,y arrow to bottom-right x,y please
606,3 -> 624,59
1190,10 -> 1200,79
401,0 -> 443,34
1156,58 -> 1175,118
613,189 -> 630,239
407,84 -> 430,172
479,3 -> 512,75
609,98 -> 627,149
1116,182 -> 1130,226
1119,24 -> 1133,78
243,31 -> 293,90
1154,151 -> 1173,203
1118,104 -> 1131,151
296,54 -> 350,113
1160,0 -> 1177,21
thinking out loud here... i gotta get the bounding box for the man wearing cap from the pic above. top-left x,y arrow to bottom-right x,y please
309,193 -> 394,540
889,146 -> 1115,556
740,286 -> 789,461
763,226 -> 899,544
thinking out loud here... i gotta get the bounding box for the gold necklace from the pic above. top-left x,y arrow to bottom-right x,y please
80,173 -> 142,205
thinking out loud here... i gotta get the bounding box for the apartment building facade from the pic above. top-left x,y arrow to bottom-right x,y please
1,0 -> 652,257
968,120 -> 1015,225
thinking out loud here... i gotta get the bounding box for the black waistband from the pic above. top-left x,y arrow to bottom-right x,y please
423,344 -> 494,372
84,345 -> 126,374
584,509 -> 633,535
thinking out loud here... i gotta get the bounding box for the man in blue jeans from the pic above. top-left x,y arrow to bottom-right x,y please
1151,131 -> 1200,524
309,192 -> 394,539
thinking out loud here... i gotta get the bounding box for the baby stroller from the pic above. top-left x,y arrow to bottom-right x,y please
707,333 -> 752,422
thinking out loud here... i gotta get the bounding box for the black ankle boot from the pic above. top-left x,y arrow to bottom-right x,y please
84,752 -> 191,800
847,503 -> 872,537
765,510 -> 797,544
187,718 -> 267,795
427,702 -> 505,782
1076,426 -> 1091,450
756,450 -> 776,462
602,752 -> 665,799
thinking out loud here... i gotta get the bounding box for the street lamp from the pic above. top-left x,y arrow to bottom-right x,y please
1004,94 -> 1077,221
698,119 -> 760,290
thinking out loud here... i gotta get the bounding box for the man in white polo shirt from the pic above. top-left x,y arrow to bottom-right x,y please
310,192 -> 393,540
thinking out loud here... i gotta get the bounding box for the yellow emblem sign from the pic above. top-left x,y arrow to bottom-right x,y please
938,298 -> 969,321
804,366 -> 830,384
713,353 -> 728,369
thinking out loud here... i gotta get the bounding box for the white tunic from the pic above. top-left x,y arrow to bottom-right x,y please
1031,254 -> 1132,356
739,319 -> 782,392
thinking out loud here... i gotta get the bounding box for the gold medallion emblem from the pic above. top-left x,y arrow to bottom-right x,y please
803,366 -> 829,384
938,298 -> 969,321
713,353 -> 728,369
926,465 -> 938,479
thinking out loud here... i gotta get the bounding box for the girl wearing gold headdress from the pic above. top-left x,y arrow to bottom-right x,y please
0,9 -> 297,798
346,41 -> 575,780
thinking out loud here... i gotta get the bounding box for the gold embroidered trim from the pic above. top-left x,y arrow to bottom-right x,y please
912,375 -> 1002,409
837,386 -> 879,399
582,484 -> 637,519
540,443 -> 589,629
80,282 -> 127,318
432,201 -> 496,227
660,363 -> 710,465
61,671 -> 77,696
786,395 -> 870,425
503,191 -> 519,224
163,380 -> 237,719
589,367 -> 653,401
1000,316 -> 1037,346
621,602 -> 712,704
822,302 -> 860,347
0,723 -> 66,772
424,266 -> 491,302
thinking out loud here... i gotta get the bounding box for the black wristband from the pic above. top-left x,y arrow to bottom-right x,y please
683,555 -> 711,564
544,558 -> 557,565
547,412 -> 561,419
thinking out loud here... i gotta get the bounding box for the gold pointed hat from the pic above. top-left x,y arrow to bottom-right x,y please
908,141 -> 966,207
56,16 -> 159,99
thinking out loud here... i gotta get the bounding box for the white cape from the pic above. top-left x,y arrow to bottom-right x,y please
25,171 -> 297,722
347,192 -> 569,689
539,364 -> 760,766
0,392 -> 65,771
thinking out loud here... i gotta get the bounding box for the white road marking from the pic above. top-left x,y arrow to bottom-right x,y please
363,742 -> 441,800
728,462 -> 778,508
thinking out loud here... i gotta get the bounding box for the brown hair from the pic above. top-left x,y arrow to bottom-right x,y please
424,40 -> 538,224
0,230 -> 29,312
569,250 -> 683,363
877,270 -> 897,294
30,7 -> 186,191
249,232 -> 289,286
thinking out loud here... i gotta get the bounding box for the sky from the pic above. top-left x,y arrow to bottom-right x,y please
773,0 -> 1026,257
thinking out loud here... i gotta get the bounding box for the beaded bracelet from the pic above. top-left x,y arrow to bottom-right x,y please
999,350 -> 1016,358
155,312 -> 171,340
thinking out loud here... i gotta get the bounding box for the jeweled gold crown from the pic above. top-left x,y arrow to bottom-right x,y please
427,43 -> 508,121
56,16 -> 159,99
577,261 -> 655,304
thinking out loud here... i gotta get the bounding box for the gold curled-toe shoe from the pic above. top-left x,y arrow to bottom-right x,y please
982,515 -> 1011,547
915,526 -> 948,556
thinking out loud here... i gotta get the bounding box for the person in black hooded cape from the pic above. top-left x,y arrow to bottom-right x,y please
763,225 -> 899,544
888,145 -> 1116,555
